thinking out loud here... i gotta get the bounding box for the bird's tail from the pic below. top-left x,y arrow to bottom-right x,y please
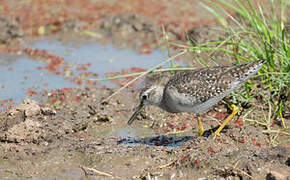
234,59 -> 266,82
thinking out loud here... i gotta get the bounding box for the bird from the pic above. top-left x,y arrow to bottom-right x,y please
127,59 -> 266,138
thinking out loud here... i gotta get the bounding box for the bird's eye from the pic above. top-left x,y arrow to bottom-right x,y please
142,94 -> 148,100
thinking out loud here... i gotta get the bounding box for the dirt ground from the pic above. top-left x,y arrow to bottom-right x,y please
0,0 -> 289,179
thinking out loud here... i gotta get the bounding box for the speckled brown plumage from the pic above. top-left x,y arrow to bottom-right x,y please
165,59 -> 265,103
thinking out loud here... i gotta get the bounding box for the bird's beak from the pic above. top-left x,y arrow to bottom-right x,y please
127,101 -> 144,125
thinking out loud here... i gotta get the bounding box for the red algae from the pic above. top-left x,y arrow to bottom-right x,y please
240,137 -> 245,143
139,43 -> 152,54
0,47 -> 21,54
0,0 -> 222,40
0,99 -> 13,111
214,112 -> 228,119
23,48 -> 64,73
208,147 -> 216,155
26,89 -> 38,96
252,138 -> 262,148
234,119 -> 243,127
7,67 -> 13,71
47,88 -> 73,105
130,67 -> 146,73
0,47 -> 100,87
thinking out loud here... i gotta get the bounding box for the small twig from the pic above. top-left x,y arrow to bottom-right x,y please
80,166 -> 88,176
262,130 -> 290,135
138,161 -> 177,180
230,165 -> 255,179
159,160 -> 176,168
164,129 -> 192,136
101,50 -> 187,103
147,172 -> 152,180
80,166 -> 123,179
80,166 -> 113,177
233,160 -> 240,169
243,118 -> 268,126
270,129 -> 281,146
230,160 -> 255,179
158,148 -> 194,169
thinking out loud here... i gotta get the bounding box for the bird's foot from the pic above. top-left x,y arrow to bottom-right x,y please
212,132 -> 221,139
197,116 -> 204,136
199,127 -> 204,136
212,104 -> 238,139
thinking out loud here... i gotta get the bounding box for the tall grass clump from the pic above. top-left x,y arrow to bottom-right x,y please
192,0 -> 289,130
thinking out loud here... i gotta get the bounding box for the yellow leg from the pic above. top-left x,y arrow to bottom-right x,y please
213,104 -> 238,139
197,116 -> 204,136
279,108 -> 287,131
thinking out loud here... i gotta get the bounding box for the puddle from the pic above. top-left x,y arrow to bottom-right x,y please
0,38 -> 179,104
0,37 -> 191,146
0,54 -> 76,101
96,126 -> 156,139
30,38 -> 169,77
0,37 -> 192,148
89,123 -> 193,147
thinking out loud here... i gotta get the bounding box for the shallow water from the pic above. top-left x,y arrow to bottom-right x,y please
0,37 -> 195,159
0,37 -> 192,147
0,38 -> 170,103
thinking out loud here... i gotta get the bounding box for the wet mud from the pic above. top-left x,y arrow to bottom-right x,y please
0,86 -> 289,179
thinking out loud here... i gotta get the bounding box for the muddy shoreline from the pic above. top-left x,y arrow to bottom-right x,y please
1,87 -> 289,179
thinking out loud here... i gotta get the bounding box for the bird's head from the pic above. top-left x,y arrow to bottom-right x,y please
127,85 -> 164,125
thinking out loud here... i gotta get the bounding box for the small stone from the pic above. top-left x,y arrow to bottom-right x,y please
170,173 -> 176,179
41,107 -> 56,116
0,14 -> 23,44
266,167 -> 290,180
94,113 -> 111,122
17,99 -> 41,117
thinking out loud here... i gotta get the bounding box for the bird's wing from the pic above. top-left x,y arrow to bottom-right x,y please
166,66 -> 233,103
165,60 -> 265,109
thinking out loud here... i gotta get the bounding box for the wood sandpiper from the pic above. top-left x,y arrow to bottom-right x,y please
128,59 -> 266,138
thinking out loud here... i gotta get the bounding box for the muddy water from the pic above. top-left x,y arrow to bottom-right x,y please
0,38 -> 172,102
0,54 -> 74,101
1,36 -> 192,142
1,37 -> 199,179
